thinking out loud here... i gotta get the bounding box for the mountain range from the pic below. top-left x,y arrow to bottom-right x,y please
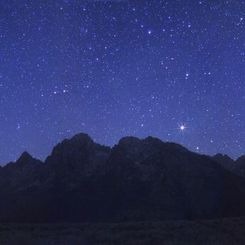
0,133 -> 244,222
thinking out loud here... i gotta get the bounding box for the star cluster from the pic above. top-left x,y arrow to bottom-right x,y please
0,0 -> 244,163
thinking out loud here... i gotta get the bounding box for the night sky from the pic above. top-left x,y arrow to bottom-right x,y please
0,0 -> 244,164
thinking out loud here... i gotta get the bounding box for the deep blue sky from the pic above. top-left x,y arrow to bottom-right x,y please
0,0 -> 244,164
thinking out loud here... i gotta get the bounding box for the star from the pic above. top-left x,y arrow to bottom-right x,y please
179,124 -> 186,132
0,0 -> 243,163
16,123 -> 21,130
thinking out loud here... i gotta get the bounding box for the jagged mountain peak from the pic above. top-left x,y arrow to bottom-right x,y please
69,133 -> 93,143
49,133 -> 95,158
213,153 -> 234,161
118,136 -> 141,146
115,136 -> 162,158
212,153 -> 235,171
17,151 -> 34,163
118,136 -> 163,146
53,133 -> 94,150
116,135 -> 189,155
213,154 -> 235,164
237,155 -> 245,162
11,151 -> 42,168
144,136 -> 163,143
45,133 -> 110,173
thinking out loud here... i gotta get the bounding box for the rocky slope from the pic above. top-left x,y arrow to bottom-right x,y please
212,154 -> 245,177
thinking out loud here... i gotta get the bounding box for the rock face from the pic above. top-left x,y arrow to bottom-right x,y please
0,152 -> 42,191
0,133 -> 245,222
234,156 -> 245,176
212,154 -> 235,171
44,133 -> 110,188
212,154 -> 245,177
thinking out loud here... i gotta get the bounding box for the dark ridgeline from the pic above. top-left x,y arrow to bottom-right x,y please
0,133 -> 245,222
212,154 -> 245,176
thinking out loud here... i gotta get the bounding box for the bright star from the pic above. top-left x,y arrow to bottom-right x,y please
178,124 -> 186,132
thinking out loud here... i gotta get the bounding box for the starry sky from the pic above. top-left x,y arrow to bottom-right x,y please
0,0 -> 244,164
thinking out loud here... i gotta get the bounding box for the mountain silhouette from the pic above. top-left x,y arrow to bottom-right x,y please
0,133 -> 245,222
212,154 -> 235,171
235,156 -> 245,175
212,154 -> 245,177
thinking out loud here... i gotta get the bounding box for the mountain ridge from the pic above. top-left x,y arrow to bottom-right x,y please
3,133 -> 243,167
0,132 -> 245,222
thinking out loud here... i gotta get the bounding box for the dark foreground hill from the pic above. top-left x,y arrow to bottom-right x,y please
0,133 -> 245,222
1,217 -> 245,245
